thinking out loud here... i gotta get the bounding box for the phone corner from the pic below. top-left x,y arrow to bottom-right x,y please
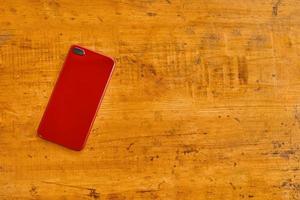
37,131 -> 45,140
36,126 -> 43,137
72,145 -> 85,151
106,55 -> 116,69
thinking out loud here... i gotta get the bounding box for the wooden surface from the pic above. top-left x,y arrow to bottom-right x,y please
1,0 -> 300,199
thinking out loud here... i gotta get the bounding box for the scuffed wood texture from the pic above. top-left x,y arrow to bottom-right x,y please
1,0 -> 300,199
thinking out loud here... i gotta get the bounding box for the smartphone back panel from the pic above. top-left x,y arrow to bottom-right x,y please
38,45 -> 114,150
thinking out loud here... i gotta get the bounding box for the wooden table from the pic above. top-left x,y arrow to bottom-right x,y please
1,0 -> 300,199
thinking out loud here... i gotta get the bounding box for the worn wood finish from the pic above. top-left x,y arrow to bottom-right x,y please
1,0 -> 300,199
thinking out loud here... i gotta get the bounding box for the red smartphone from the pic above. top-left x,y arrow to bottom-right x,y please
38,45 -> 115,151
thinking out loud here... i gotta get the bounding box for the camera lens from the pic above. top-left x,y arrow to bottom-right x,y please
73,47 -> 85,56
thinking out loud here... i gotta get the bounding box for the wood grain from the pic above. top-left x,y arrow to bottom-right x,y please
1,0 -> 300,199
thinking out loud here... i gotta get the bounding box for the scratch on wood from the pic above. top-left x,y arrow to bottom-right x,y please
229,182 -> 236,190
272,0 -> 282,16
0,33 -> 12,45
294,106 -> 300,128
281,179 -> 300,192
107,193 -> 126,200
43,181 -> 100,199
237,57 -> 248,85
182,145 -> 199,155
263,149 -> 296,159
136,189 -> 158,193
3,108 -> 18,116
147,12 -> 157,16
97,16 -> 103,22
49,0 -> 60,9
98,132 -> 202,144
126,142 -> 134,151
279,150 -> 296,159
233,117 -> 240,123
29,185 -> 38,196
42,181 -> 99,198
88,188 -> 100,199
157,181 -> 166,189
42,181 -> 89,189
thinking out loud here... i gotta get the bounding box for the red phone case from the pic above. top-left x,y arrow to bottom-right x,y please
38,45 -> 115,151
